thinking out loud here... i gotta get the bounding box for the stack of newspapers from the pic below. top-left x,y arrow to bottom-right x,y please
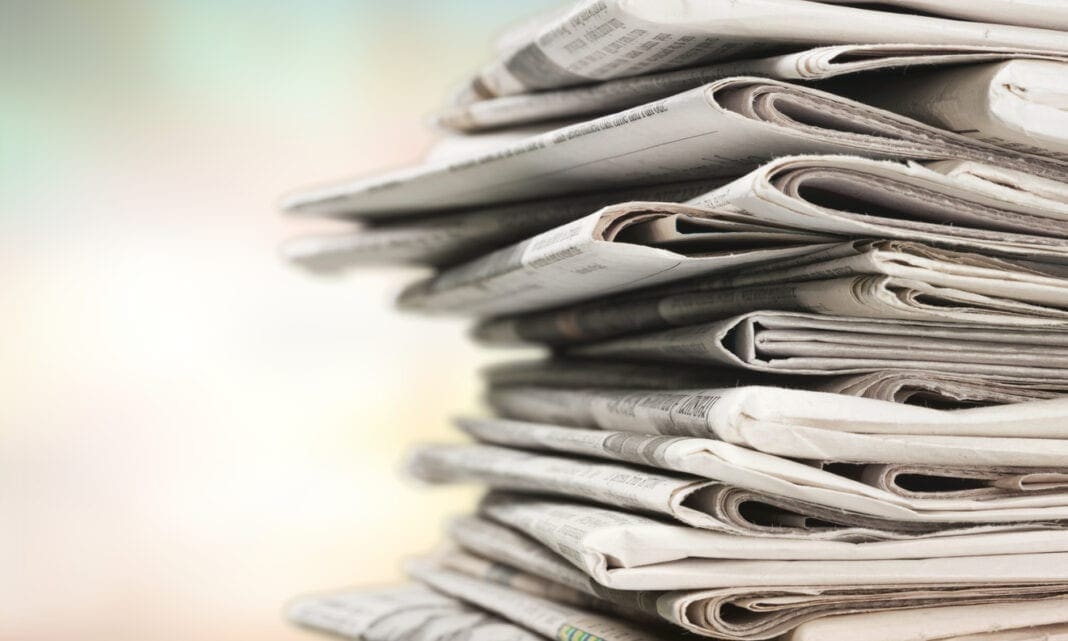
282,1 -> 1068,640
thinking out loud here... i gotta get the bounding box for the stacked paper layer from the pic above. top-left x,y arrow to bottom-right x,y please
281,1 -> 1068,640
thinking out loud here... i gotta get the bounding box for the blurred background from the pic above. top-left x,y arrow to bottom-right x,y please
2,1 -> 549,639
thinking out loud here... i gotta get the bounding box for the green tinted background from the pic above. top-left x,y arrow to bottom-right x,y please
2,1 -> 549,639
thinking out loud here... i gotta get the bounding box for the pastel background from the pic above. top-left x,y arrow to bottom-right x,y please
3,1 -> 549,639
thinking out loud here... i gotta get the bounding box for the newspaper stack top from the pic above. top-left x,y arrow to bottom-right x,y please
281,2 -> 1068,640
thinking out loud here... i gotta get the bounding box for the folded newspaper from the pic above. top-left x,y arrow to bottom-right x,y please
813,0 -> 1068,30
401,156 -> 1068,316
282,180 -> 721,272
474,239 -> 1068,346
817,370 -> 1068,406
410,442 -> 1068,536
434,545 -> 656,624
486,386 -> 1068,466
287,584 -> 543,641
471,493 -> 1068,591
284,80 -> 1068,219
405,558 -> 669,641
830,60 -> 1068,159
455,418 -> 1068,523
292,574 -> 1068,641
397,204 -> 834,316
567,311 -> 1068,380
439,45 -> 1068,132
853,464 -> 1068,501
444,53 -> 1068,168
455,0 -> 1068,99
784,598 -> 1068,641
446,514 -> 1068,640
688,156 -> 1068,262
482,358 -> 1068,406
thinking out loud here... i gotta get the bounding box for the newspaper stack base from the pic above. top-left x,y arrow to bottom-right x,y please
281,1 -> 1068,640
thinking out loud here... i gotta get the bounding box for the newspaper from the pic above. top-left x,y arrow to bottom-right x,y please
434,547 -> 658,625
689,155 -> 1068,263
928,160 -> 1068,210
818,370 -> 1068,406
478,493 -> 1068,591
480,358 -> 1068,406
813,0 -> 1068,31
406,558 -> 668,641
283,79 -> 1068,220
448,515 -> 1068,641
444,517 -> 659,618
850,464 -> 1068,500
286,584 -> 542,641
485,386 -> 1068,466
483,358 -> 784,390
948,625 -> 1068,641
473,239 -> 1068,346
471,272 -> 1068,341
456,417 -> 1068,523
475,268 -> 1068,345
282,180 -> 721,272
469,272 -> 1068,345
410,442 -> 728,530
433,548 -> 611,614
454,0 -> 1068,99
397,204 -> 833,316
403,154 -> 1068,316
571,311 -> 1068,380
408,442 -> 975,538
832,60 -> 1068,159
439,45 -> 1068,132
446,516 -> 622,598
786,598 -> 1068,641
